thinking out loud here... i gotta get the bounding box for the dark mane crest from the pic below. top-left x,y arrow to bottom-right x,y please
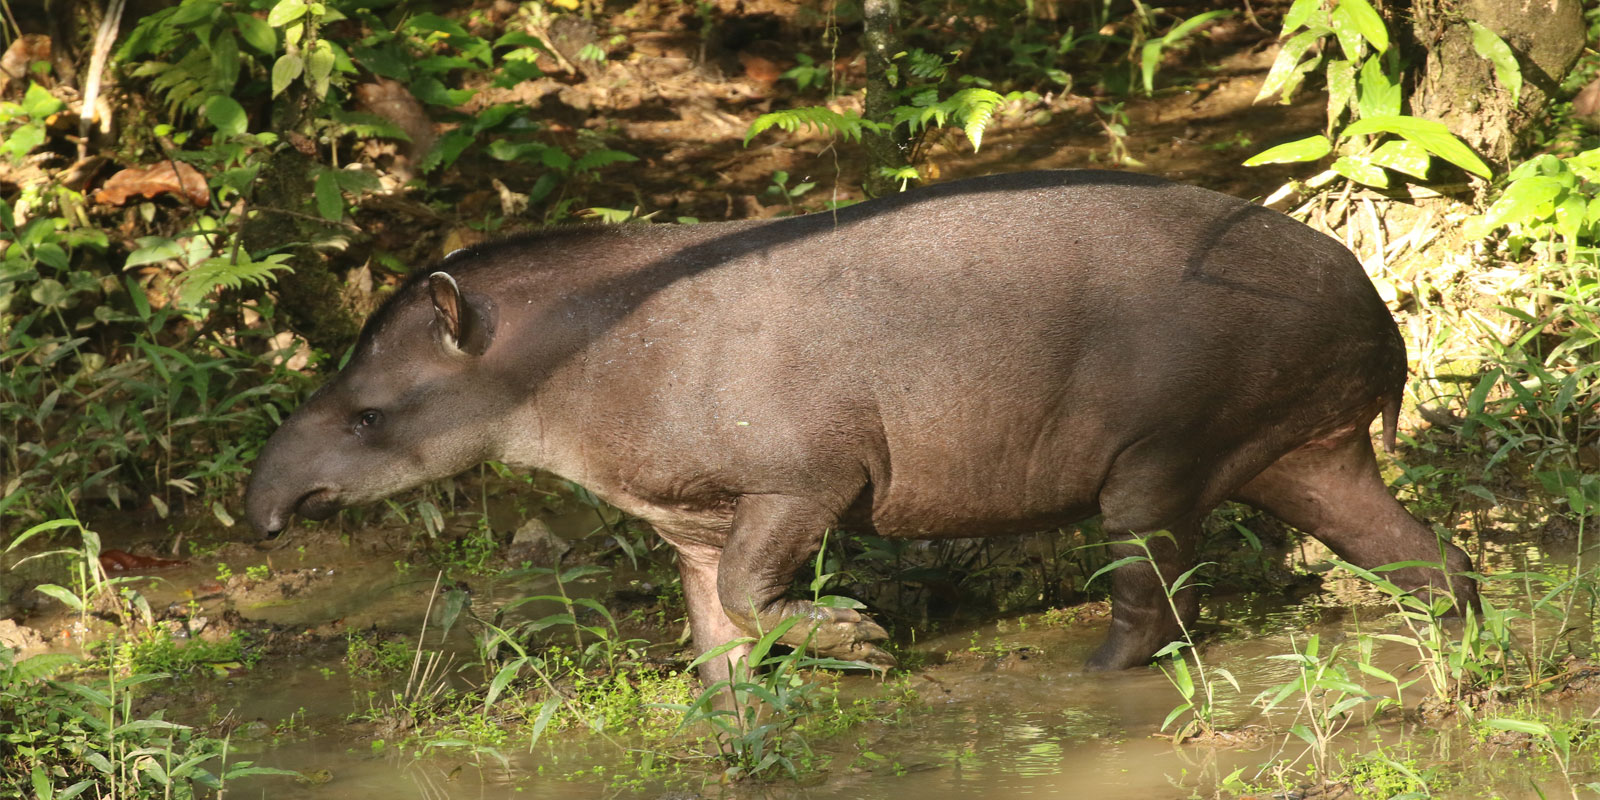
352,225 -> 623,353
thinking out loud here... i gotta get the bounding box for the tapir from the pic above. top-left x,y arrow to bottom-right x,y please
244,170 -> 1478,685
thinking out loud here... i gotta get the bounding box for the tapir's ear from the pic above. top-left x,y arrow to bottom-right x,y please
428,272 -> 493,357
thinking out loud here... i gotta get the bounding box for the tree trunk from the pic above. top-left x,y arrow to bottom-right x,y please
861,0 -> 906,197
1406,0 -> 1585,172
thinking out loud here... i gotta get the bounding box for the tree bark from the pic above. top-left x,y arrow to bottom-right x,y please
240,148 -> 362,358
861,0 -> 906,197
1406,0 -> 1585,172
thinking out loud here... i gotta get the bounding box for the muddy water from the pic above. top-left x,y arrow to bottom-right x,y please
148,528 -> 1593,800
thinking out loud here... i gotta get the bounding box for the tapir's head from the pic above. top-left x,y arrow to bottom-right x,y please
245,269 -> 508,537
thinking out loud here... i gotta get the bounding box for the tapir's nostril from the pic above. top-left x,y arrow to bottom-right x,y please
293,487 -> 340,521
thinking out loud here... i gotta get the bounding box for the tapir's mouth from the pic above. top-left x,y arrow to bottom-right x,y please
294,488 -> 341,521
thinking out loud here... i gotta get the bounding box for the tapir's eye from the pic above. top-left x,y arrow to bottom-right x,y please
354,409 -> 383,431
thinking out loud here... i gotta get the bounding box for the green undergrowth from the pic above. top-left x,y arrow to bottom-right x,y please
0,644 -> 296,798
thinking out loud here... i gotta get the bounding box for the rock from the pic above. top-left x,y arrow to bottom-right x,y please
506,518 -> 569,565
0,619 -> 45,651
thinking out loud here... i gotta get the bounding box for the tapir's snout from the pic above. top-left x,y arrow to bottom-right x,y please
244,479 -> 342,538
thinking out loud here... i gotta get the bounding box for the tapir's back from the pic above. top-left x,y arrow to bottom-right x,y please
511,171 -> 1405,537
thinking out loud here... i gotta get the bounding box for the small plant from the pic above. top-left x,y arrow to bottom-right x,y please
5,517 -> 151,630
1481,715 -> 1600,800
1087,531 -> 1237,740
0,645 -> 296,796
661,617 -> 867,780
491,564 -> 646,674
1253,633 -> 1389,780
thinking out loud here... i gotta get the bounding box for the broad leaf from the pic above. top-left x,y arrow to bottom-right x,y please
1243,134 -> 1331,165
1332,154 -> 1389,187
1370,139 -> 1430,179
271,53 -> 303,98
203,95 -> 247,137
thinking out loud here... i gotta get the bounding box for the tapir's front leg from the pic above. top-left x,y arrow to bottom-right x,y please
717,493 -> 894,667
663,535 -> 750,688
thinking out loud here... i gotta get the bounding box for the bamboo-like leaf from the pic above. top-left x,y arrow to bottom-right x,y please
1484,718 -> 1550,737
1332,154 -> 1389,187
1255,28 -> 1327,104
1244,135 -> 1333,166
6,518 -> 81,552
1085,555 -> 1148,588
1468,21 -> 1521,105
1333,0 -> 1388,54
1340,116 -> 1491,177
527,697 -> 561,748
35,584 -> 85,612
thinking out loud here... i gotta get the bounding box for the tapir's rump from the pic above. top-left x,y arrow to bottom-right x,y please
245,170 -> 1477,684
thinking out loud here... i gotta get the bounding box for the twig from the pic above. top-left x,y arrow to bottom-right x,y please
78,0 -> 128,160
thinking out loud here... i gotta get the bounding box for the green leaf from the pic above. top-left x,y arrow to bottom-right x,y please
1332,154 -> 1389,187
1340,116 -> 1492,177
1085,555 -> 1149,588
1468,21 -> 1521,105
1282,0 -> 1324,34
403,12 -> 472,39
482,657 -> 525,710
35,583 -> 85,612
1243,134 -> 1331,165
527,697 -> 561,748
745,106 -> 883,145
271,53 -> 303,98
1356,55 -> 1401,119
203,95 -> 247,137
125,237 -> 184,268
1554,193 -> 1584,247
572,149 -> 638,172
410,77 -> 475,107
1370,139 -> 1430,179
21,83 -> 65,119
1474,174 -> 1564,234
313,170 -> 342,221
1333,0 -> 1387,54
210,31 -> 241,91
266,0 -> 306,27
307,40 -> 335,99
1255,28 -> 1326,104
31,765 -> 52,800
1160,702 -> 1193,732
168,0 -> 219,26
4,123 -> 45,160
1484,718 -> 1550,738
1325,59 -> 1357,128
29,278 -> 69,308
234,12 -> 276,53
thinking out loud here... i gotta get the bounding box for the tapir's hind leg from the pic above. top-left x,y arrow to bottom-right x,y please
1232,432 -> 1478,610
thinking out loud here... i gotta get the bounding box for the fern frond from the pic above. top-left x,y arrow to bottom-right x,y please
8,652 -> 79,684
745,107 -> 885,145
177,253 -> 294,308
904,48 -> 951,81
950,88 -> 1004,151
573,149 -> 639,172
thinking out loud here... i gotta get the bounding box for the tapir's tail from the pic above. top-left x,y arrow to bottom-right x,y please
1380,393 -> 1400,453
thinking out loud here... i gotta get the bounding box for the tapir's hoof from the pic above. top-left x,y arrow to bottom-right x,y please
777,603 -> 894,668
832,640 -> 897,671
